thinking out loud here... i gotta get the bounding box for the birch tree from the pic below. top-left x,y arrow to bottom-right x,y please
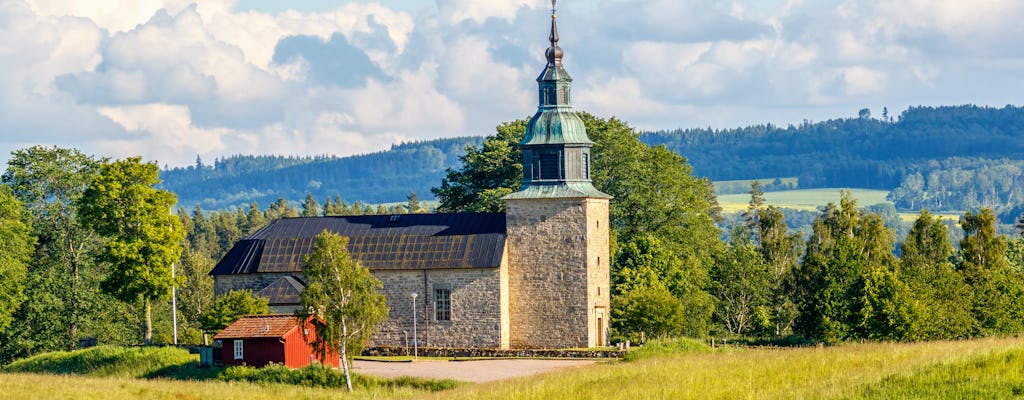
297,230 -> 388,392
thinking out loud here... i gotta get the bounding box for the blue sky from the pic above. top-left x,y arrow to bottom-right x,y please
3,0 -> 1024,167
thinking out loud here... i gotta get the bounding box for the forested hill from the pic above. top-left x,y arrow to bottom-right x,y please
644,105 -> 1024,218
643,105 -> 1024,189
159,137 -> 482,210
161,105 -> 1024,217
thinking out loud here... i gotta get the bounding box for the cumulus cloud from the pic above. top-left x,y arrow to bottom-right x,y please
2,0 -> 1024,169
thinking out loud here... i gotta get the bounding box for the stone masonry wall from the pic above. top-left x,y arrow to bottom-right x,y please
214,273 -> 287,297
215,269 -> 503,349
371,269 -> 504,349
506,197 -> 610,349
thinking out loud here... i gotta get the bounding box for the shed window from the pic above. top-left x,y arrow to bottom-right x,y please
233,340 -> 244,360
435,288 -> 451,321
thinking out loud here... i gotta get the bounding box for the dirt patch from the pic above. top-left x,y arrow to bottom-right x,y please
351,358 -> 603,383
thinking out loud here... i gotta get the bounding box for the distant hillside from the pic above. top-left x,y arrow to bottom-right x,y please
159,137 -> 482,210
644,105 -> 1024,217
643,105 -> 1024,189
161,106 -> 1024,218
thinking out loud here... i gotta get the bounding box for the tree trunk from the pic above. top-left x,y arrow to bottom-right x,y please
144,299 -> 153,345
340,323 -> 352,392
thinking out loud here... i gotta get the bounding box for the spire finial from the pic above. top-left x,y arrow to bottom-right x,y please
546,0 -> 563,66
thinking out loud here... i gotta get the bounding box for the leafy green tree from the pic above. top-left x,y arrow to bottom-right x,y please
267,197 -> 297,220
407,191 -> 422,213
1007,238 -> 1024,272
959,209 -> 1023,335
0,187 -> 34,332
432,120 -> 526,213
296,230 -> 388,392
244,202 -> 266,233
711,234 -> 770,336
612,285 -> 686,343
900,210 -> 972,339
757,206 -> 802,336
177,247 -> 215,343
858,267 -> 920,341
301,193 -> 320,217
77,157 -> 185,345
613,234 -> 713,337
793,192 -> 898,342
199,289 -> 269,334
2,146 -> 101,346
742,181 -> 765,239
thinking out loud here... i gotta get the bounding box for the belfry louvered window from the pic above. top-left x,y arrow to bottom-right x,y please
539,153 -> 560,180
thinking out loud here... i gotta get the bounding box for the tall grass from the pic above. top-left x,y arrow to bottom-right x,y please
0,372 -> 423,400
423,337 -> 1024,400
1,346 -> 194,378
849,347 -> 1024,399
1,345 -> 460,398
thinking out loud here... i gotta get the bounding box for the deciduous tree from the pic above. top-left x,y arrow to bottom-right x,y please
0,187 -> 34,332
296,230 -> 388,392
199,289 -> 268,334
2,146 -> 100,347
77,157 -> 185,345
900,210 -> 972,339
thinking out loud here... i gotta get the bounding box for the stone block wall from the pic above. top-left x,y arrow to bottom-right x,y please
214,273 -> 288,297
371,268 -> 504,349
505,197 -> 610,349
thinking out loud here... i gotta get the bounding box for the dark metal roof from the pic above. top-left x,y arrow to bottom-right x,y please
211,213 -> 506,275
257,276 -> 305,305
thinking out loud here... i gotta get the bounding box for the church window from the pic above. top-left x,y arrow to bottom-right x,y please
435,288 -> 451,321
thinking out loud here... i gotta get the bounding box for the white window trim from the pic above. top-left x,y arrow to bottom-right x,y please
233,340 -> 244,360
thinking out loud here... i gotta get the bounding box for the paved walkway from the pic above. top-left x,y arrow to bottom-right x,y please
351,358 -> 602,383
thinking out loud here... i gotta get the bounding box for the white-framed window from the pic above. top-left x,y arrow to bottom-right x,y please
233,340 -> 244,360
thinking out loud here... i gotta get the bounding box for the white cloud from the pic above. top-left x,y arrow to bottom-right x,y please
4,0 -> 1024,170
97,103 -> 232,157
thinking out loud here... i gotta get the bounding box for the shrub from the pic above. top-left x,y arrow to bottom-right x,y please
623,337 -> 713,362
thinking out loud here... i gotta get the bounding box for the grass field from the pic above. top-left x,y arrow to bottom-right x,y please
420,337 -> 1024,400
717,188 -> 891,213
4,338 -> 1024,399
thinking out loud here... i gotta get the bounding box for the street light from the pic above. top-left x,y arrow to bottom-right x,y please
411,293 -> 418,359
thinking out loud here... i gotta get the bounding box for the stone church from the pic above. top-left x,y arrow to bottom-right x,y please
211,7 -> 611,349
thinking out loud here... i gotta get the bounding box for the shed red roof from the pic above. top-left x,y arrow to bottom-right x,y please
213,314 -> 301,339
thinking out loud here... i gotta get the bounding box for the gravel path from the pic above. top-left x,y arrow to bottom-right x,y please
351,358 -> 602,383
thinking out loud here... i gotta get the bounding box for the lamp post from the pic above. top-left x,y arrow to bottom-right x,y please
411,293 -> 418,359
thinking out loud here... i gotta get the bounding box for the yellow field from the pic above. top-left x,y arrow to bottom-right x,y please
421,337 -> 1024,400
4,338 -> 1023,399
717,188 -> 891,212
0,372 -> 429,400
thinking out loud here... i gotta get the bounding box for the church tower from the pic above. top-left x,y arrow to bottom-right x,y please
504,1 -> 612,349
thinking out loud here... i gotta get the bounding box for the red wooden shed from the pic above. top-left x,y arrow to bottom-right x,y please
213,314 -> 340,368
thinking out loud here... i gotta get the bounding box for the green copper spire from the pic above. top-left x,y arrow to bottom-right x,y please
506,3 -> 611,200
